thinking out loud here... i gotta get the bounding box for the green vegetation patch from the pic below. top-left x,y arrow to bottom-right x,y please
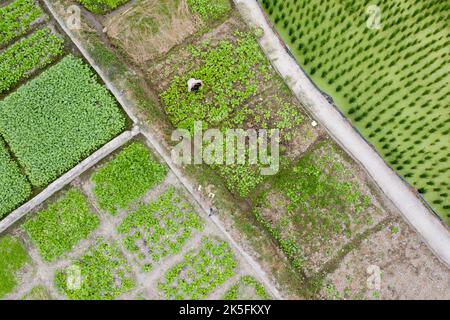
0,138 -> 31,219
254,141 -> 373,272
158,237 -> 237,299
92,142 -> 167,215
161,31 -> 303,197
0,235 -> 29,298
187,0 -> 231,21
24,189 -> 99,262
161,31 -> 269,131
55,240 -> 135,300
21,285 -> 52,300
118,186 -> 203,270
0,55 -> 125,188
77,0 -> 130,14
0,0 -> 44,47
262,0 -> 450,222
223,275 -> 271,300
0,27 -> 64,94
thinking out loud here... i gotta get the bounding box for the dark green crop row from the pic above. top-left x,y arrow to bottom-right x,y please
0,138 -> 31,219
0,55 -> 126,188
0,27 -> 64,94
0,0 -> 44,47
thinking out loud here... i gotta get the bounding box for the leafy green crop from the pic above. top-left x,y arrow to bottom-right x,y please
158,237 -> 237,299
161,32 -> 268,131
0,27 -> 64,93
0,0 -> 44,47
77,0 -> 129,14
187,0 -> 231,21
92,142 -> 167,215
223,275 -> 271,300
55,240 -> 135,300
0,138 -> 31,219
0,235 -> 29,298
160,32 -> 304,197
162,32 -> 264,189
118,186 -> 203,267
0,55 -> 125,187
24,189 -> 99,262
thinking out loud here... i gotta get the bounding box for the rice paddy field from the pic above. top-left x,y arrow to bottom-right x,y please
261,0 -> 450,223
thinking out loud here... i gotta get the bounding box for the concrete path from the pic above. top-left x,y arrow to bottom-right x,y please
234,0 -> 450,266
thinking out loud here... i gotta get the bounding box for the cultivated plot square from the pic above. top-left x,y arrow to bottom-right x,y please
158,237 -> 237,299
0,55 -> 126,188
55,239 -> 135,300
91,142 -> 167,215
23,188 -> 100,262
118,186 -> 204,270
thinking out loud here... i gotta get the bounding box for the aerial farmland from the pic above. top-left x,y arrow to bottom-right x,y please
261,0 -> 449,223
0,0 -> 448,306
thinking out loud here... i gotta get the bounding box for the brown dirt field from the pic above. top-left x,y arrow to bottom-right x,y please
322,217 -> 450,300
105,0 -> 203,64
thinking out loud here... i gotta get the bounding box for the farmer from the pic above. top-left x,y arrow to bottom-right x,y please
187,78 -> 203,92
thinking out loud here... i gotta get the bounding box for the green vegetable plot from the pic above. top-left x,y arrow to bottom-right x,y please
160,31 -> 303,197
92,142 -> 167,215
0,27 -> 64,94
158,237 -> 237,299
55,240 -> 135,300
262,0 -> 450,222
0,55 -> 125,188
0,0 -> 44,47
161,32 -> 269,131
24,189 -> 99,262
118,187 -> 203,269
0,138 -> 31,219
77,0 -> 130,14
223,275 -> 271,300
187,0 -> 231,21
0,236 -> 29,298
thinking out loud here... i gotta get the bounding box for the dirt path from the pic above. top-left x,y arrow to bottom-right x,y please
42,0 -> 283,300
233,0 -> 450,267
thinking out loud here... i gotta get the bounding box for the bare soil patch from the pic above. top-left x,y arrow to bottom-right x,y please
105,0 -> 203,64
322,217 -> 450,300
